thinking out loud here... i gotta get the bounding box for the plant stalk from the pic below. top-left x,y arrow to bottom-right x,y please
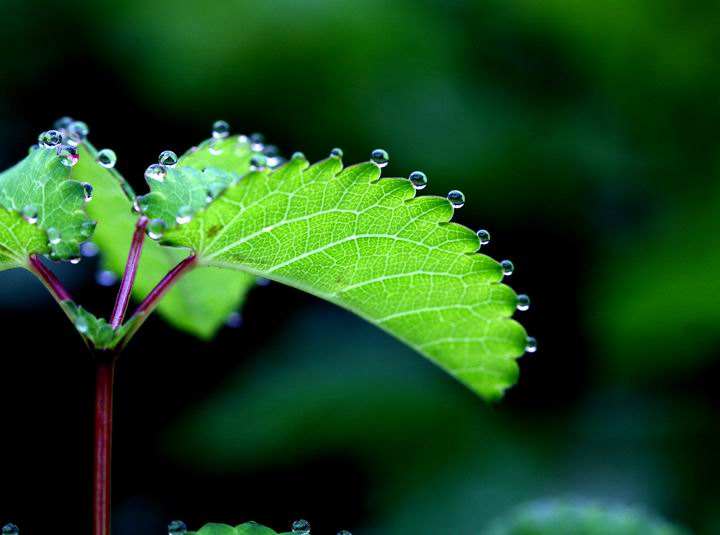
111,216 -> 148,329
28,254 -> 72,302
94,354 -> 116,535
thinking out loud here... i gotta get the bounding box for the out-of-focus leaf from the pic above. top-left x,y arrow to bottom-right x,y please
190,522 -> 287,535
484,500 -> 688,535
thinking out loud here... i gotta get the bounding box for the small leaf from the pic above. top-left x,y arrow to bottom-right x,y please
486,500 -> 688,535
64,302 -> 129,350
71,141 -> 255,339
0,147 -> 93,262
148,148 -> 528,400
190,522 -> 280,535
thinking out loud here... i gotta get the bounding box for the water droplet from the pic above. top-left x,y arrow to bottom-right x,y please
80,220 -> 97,238
525,336 -> 537,353
82,182 -> 94,202
147,219 -> 166,240
22,205 -> 38,224
75,315 -> 89,333
250,155 -> 267,171
370,149 -> 389,168
38,130 -> 63,149
206,183 -> 225,202
47,227 -> 61,245
1,524 -> 18,535
447,189 -> 465,208
476,229 -> 490,245
69,256 -> 82,265
96,149 -> 117,168
81,242 -> 100,257
159,150 -> 178,167
237,134 -> 249,144
67,121 -> 89,145
168,520 -> 187,535
256,277 -> 271,287
292,519 -> 310,534
250,132 -> 265,151
330,147 -> 343,159
212,120 -> 230,139
408,171 -> 427,190
57,145 -> 79,167
292,151 -> 306,162
516,294 -> 530,311
54,116 -> 73,130
96,269 -> 118,286
226,311 -> 242,328
145,164 -> 167,183
337,531 -> 352,535
208,139 -> 223,155
500,259 -> 514,276
176,206 -> 193,225
263,145 -> 279,157
267,156 -> 284,168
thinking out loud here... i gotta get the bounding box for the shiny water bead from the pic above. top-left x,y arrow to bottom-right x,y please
408,171 -> 427,190
330,147 -> 343,159
525,336 -> 538,353
69,256 -> 82,265
54,116 -> 73,130
208,139 -> 223,155
96,148 -> 117,168
74,314 -> 89,333
81,242 -> 100,257
226,311 -> 242,328
159,150 -> 178,167
206,182 -> 225,202
176,206 -> 193,225
145,164 -> 167,182
370,148 -> 389,167
167,520 -> 187,535
22,205 -> 38,224
58,145 -> 79,167
292,151 -> 306,162
237,134 -> 249,144
447,189 -> 465,208
1,524 -> 18,535
337,531 -> 352,535
500,259 -> 514,276
291,519 -> 310,534
67,121 -> 89,145
146,219 -> 166,240
47,227 -> 61,245
250,132 -> 265,151
516,294 -> 530,311
267,156 -> 284,168
82,182 -> 94,202
212,120 -> 230,139
250,155 -> 267,171
80,220 -> 97,238
476,229 -> 491,245
263,144 -> 279,157
96,269 -> 118,286
38,129 -> 63,148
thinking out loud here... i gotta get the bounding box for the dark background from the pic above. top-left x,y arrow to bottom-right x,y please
1,0 -> 719,533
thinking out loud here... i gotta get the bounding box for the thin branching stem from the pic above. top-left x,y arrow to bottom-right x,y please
28,253 -> 73,302
110,216 -> 148,329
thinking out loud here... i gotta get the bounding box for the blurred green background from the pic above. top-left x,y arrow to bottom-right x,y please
0,0 -> 718,533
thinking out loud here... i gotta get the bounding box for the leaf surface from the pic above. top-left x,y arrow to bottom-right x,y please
0,147 -> 93,265
145,150 -> 529,399
190,522 -> 286,535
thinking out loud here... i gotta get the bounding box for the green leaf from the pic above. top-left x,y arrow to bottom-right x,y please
70,142 -> 255,338
190,522 -> 283,535
486,500 -> 688,535
146,148 -> 528,400
0,147 -> 94,263
64,302 -> 130,350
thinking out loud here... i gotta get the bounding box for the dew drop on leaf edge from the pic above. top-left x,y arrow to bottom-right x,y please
167,520 -> 187,535
22,204 -> 38,224
145,164 -> 167,183
292,519 -> 310,534
57,145 -> 79,167
447,189 -> 465,208
82,182 -> 93,202
1,524 -> 18,535
212,120 -> 230,139
501,259 -> 514,276
516,293 -> 530,311
75,315 -> 89,333
159,150 -> 178,167
408,171 -> 427,190
330,147 -> 343,159
67,120 -> 89,145
47,227 -> 61,245
96,148 -> 117,168
477,229 -> 490,245
525,336 -> 538,353
38,130 -> 63,149
147,219 -> 166,240
226,311 -> 242,328
176,206 -> 193,225
250,154 -> 267,171
371,148 -> 389,168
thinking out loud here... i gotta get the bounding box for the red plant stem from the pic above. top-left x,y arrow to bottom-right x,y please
134,255 -> 197,317
94,355 -> 116,535
28,254 -> 72,302
111,216 -> 149,329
